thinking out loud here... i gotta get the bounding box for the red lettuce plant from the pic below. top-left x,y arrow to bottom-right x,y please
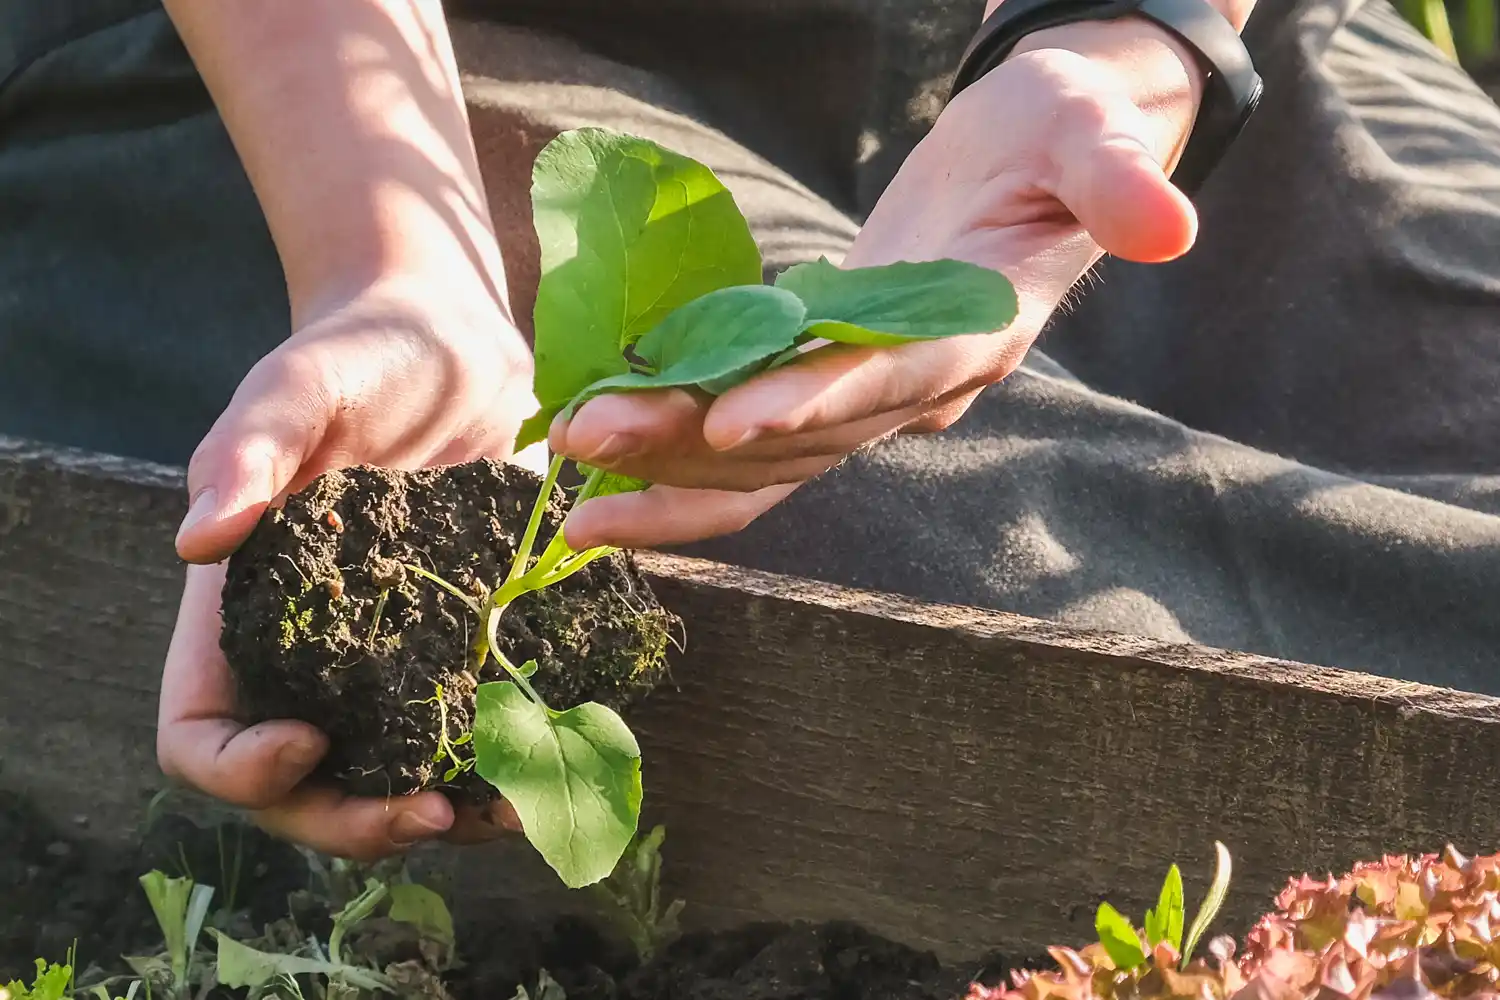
972,845 -> 1500,1000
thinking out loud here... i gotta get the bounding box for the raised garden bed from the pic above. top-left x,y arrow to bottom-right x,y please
5,436 -> 1500,999
6,120 -> 1500,1000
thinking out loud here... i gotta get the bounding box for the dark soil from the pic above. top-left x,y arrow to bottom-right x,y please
220,459 -> 679,801
0,795 -> 1026,1000
0,792 -> 304,985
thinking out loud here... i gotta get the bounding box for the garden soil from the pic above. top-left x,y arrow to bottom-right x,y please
220,459 -> 678,803
0,793 -> 1021,1000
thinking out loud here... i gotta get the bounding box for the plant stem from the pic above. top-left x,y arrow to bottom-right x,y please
404,563 -> 482,616
485,604 -> 551,710
520,464 -> 609,584
535,545 -> 619,589
366,588 -> 390,646
506,453 -> 566,584
1462,0 -> 1497,62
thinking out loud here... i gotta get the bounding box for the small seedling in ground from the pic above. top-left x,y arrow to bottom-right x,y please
589,824 -> 686,963
1092,840 -> 1233,972
3,957 -> 86,1000
384,125 -> 1020,891
213,876 -> 396,999
129,870 -> 216,1000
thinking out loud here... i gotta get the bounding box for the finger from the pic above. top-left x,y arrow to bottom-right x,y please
444,799 -> 524,846
718,381 -> 994,459
554,392 -> 846,490
1050,95 -> 1198,264
550,388 -> 707,467
564,482 -> 799,550
557,342 -> 996,468
158,564 -> 331,808
177,349 -> 338,565
903,388 -> 985,434
253,786 -> 456,862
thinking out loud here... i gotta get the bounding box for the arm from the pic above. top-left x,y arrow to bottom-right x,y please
549,0 -> 1265,550
162,0 -> 510,324
158,2 -> 533,859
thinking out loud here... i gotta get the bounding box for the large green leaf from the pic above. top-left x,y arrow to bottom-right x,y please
561,284 -> 807,416
522,128 -> 763,447
472,681 -> 643,889
774,256 -> 1018,345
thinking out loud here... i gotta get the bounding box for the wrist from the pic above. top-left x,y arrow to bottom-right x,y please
285,197 -> 512,332
1011,18 -> 1206,170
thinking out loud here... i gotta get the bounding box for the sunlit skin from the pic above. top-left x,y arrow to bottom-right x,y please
158,0 -> 1257,860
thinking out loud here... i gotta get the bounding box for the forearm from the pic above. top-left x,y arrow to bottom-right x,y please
163,0 -> 507,324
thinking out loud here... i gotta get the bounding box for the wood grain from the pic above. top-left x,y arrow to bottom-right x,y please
4,437 -> 1500,963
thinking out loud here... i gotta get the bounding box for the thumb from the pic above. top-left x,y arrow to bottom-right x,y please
1052,104 -> 1199,264
177,352 -> 337,565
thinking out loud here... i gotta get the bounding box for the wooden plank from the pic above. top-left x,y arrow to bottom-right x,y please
3,436 -> 1500,963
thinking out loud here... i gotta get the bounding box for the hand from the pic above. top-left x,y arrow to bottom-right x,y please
158,279 -> 540,860
550,22 -> 1206,552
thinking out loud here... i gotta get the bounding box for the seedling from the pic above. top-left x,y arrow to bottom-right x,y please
394,126 -> 1019,891
2,959 -> 78,1000
213,877 -> 395,999
590,824 -> 685,963
129,871 -> 215,1000
1093,841 -> 1233,971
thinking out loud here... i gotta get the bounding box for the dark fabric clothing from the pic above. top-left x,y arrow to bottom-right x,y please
2,1 -> 1498,690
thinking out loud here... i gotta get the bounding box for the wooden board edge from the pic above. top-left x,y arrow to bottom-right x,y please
633,550 -> 1500,723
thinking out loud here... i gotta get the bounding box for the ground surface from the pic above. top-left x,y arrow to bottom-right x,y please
0,793 -> 1022,999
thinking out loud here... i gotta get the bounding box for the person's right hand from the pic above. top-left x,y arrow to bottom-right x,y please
158,277 -> 540,861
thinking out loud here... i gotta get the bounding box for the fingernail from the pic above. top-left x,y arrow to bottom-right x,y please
274,739 -> 323,784
176,488 -> 218,546
721,427 -> 764,451
391,808 -> 450,846
491,799 -> 524,833
584,433 -> 644,464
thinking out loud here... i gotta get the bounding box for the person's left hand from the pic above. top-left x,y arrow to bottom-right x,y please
549,22 -> 1208,552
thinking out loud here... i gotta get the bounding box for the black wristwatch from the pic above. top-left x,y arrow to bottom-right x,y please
947,0 -> 1263,197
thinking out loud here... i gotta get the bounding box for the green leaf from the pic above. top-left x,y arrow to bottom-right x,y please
472,681 -> 643,889
592,824 -> 685,963
523,127 -> 763,447
515,409 -> 556,452
576,464 -> 651,499
1094,903 -> 1146,970
4,961 -> 73,1000
774,256 -> 1018,345
388,883 -> 456,954
1182,842 -> 1234,963
137,870 -> 213,987
561,285 -> 807,417
212,932 -> 392,993
1144,864 -> 1185,951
